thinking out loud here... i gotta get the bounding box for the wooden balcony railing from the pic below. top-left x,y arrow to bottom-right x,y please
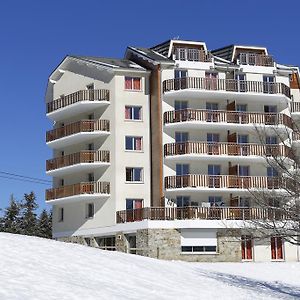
164,142 -> 292,158
238,53 -> 274,67
293,131 -> 300,141
163,109 -> 293,129
46,150 -> 110,171
173,48 -> 212,62
46,181 -> 110,201
116,206 -> 286,223
165,175 -> 282,190
46,89 -> 110,113
291,102 -> 300,113
162,77 -> 291,98
46,119 -> 110,142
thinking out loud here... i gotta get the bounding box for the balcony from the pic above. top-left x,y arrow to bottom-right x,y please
238,53 -> 274,67
116,206 -> 285,223
291,102 -> 300,119
164,109 -> 293,130
46,181 -> 110,204
164,142 -> 292,161
162,77 -> 291,101
46,119 -> 110,149
165,175 -> 281,192
46,150 -> 110,176
46,89 -> 110,121
173,48 -> 212,62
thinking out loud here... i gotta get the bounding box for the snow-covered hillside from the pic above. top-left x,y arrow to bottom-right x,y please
0,233 -> 299,300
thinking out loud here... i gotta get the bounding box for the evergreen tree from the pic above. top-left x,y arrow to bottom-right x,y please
21,192 -> 38,236
2,194 -> 22,234
38,209 -> 52,239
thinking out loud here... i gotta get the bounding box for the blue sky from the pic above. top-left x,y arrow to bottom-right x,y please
0,0 -> 299,211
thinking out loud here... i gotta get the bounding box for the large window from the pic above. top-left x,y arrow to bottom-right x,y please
271,237 -> 284,260
125,77 -> 141,91
125,106 -> 142,120
181,229 -> 217,254
126,199 -> 143,210
125,136 -> 142,151
126,167 -> 143,182
241,235 -> 253,260
95,236 -> 116,251
176,164 -> 189,176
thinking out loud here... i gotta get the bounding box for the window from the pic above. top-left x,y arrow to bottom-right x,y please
125,77 -> 141,91
125,106 -> 142,120
176,164 -> 189,176
207,133 -> 219,142
95,236 -> 116,251
266,136 -> 278,144
239,165 -> 250,176
208,196 -> 224,207
236,104 -> 247,112
237,134 -> 248,144
88,173 -> 94,182
176,196 -> 190,207
87,143 -> 94,151
58,207 -> 64,222
241,235 -> 253,260
271,237 -> 284,260
208,165 -> 221,175
86,203 -> 94,219
86,83 -> 94,90
125,136 -> 142,151
126,199 -> 143,210
181,229 -> 217,254
175,132 -> 189,143
267,167 -> 278,177
181,246 -> 217,253
174,69 -> 187,78
175,100 -> 188,111
60,179 -> 64,186
126,167 -> 143,182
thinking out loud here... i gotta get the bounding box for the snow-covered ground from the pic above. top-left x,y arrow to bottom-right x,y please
0,233 -> 299,300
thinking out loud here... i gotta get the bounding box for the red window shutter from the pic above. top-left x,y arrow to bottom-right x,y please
125,77 -> 132,90
135,137 -> 142,150
125,107 -> 131,119
271,237 -> 276,259
133,78 -> 141,90
246,239 -> 252,260
277,237 -> 283,259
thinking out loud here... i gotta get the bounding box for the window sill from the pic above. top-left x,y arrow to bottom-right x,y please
124,150 -> 144,153
181,252 -> 219,255
124,119 -> 143,122
124,89 -> 143,92
125,181 -> 144,184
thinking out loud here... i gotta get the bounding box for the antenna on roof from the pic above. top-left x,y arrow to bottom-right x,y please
173,36 -> 180,40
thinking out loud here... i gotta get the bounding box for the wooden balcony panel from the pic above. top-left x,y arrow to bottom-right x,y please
291,102 -> 300,113
238,53 -> 274,67
164,175 -> 282,190
46,89 -> 110,113
46,181 -> 110,201
164,142 -> 290,158
162,77 -> 291,98
46,150 -> 110,171
116,207 -> 286,223
163,109 -> 293,129
46,119 -> 110,142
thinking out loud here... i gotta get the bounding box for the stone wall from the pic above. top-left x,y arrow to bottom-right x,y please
57,228 -> 242,262
136,228 -> 242,262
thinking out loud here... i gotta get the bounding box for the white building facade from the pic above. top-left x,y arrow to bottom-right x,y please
45,40 -> 300,262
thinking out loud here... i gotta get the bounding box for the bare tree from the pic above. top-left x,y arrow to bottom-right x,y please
245,122 -> 300,245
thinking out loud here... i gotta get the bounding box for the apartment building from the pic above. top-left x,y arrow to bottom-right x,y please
45,40 -> 300,262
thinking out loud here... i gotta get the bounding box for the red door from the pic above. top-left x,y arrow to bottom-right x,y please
271,237 -> 283,260
241,235 -> 253,260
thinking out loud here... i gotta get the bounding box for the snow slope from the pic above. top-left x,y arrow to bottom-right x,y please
0,233 -> 299,300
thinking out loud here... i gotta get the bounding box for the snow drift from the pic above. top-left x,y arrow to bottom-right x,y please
0,233 -> 299,299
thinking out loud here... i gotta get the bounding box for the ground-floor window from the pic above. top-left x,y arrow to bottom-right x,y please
181,229 -> 217,254
181,245 -> 217,253
271,236 -> 284,260
95,236 -> 116,251
241,235 -> 253,260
